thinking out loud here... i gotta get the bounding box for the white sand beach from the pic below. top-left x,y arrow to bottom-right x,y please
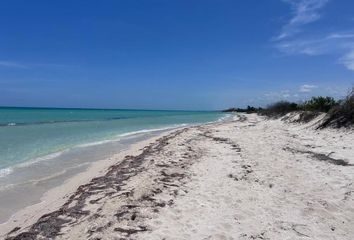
2,113 -> 354,239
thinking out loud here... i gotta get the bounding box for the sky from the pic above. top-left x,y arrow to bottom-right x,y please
0,0 -> 354,110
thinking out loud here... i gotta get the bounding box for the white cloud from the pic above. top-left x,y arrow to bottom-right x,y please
264,90 -> 297,99
276,0 -> 329,40
275,32 -> 354,71
276,31 -> 354,56
263,84 -> 349,104
299,84 -> 318,92
326,33 -> 354,39
340,49 -> 354,71
273,0 -> 354,71
276,38 -> 326,55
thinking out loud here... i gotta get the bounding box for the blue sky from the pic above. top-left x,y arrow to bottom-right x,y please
0,0 -> 353,110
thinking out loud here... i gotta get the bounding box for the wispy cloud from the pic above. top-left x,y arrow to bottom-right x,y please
273,0 -> 354,71
264,85 -> 317,100
276,0 -> 329,40
0,61 -> 73,70
276,31 -> 354,55
264,90 -> 298,100
299,84 -> 317,92
0,61 -> 29,69
327,33 -> 354,39
340,49 -> 354,71
263,84 -> 348,103
275,31 -> 354,70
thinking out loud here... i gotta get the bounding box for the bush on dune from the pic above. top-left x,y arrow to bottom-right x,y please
225,87 -> 354,128
260,96 -> 338,119
300,96 -> 337,112
261,101 -> 299,117
320,88 -> 354,128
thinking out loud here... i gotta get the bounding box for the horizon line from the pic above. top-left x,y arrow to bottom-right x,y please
0,105 -> 220,112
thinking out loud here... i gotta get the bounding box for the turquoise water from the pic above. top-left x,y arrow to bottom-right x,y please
0,107 -> 226,175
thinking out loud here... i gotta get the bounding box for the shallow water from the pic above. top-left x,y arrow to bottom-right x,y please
0,107 -> 229,223
0,108 -> 225,174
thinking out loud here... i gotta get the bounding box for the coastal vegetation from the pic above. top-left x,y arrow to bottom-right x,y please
222,106 -> 263,114
224,87 -> 354,128
320,88 -> 354,128
301,96 -> 337,112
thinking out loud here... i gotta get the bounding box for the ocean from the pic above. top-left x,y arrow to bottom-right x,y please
0,107 -> 228,222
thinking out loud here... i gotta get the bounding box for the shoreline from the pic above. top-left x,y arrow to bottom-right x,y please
3,113 -> 354,239
0,121 -> 214,226
0,124 -> 189,180
0,127 -> 182,236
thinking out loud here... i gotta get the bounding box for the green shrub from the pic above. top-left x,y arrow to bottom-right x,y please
261,101 -> 299,117
301,96 -> 337,112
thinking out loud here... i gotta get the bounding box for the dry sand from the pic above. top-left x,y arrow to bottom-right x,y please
2,113 -> 354,239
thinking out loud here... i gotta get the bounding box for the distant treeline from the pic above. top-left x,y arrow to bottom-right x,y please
223,87 -> 354,128
222,106 -> 263,113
